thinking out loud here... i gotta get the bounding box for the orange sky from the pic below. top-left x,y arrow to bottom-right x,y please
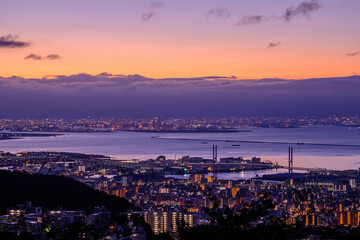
1,0 -> 359,79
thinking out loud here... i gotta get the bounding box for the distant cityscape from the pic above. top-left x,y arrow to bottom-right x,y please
1,115 -> 360,134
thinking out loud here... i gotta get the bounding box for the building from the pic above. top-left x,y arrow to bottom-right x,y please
127,211 -> 197,234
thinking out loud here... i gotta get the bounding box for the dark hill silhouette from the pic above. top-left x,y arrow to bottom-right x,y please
0,170 -> 131,214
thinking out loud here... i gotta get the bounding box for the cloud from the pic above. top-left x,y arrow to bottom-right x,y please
283,0 -> 322,22
206,7 -> 231,19
0,34 -> 30,48
236,15 -> 266,26
268,42 -> 281,48
151,1 -> 163,8
141,12 -> 155,21
46,54 -> 61,60
1,74 -> 359,118
24,53 -> 42,60
24,53 -> 62,60
1,73 -> 359,93
235,1 -> 321,27
346,52 -> 359,57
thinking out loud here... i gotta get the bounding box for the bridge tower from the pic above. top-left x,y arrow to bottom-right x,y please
212,145 -> 218,177
288,146 -> 293,177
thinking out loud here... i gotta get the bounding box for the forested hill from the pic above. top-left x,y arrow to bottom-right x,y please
0,170 -> 131,214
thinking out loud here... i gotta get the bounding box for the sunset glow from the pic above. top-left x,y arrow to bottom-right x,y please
1,0 -> 359,79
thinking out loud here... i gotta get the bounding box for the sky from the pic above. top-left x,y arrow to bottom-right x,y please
1,0 -> 359,118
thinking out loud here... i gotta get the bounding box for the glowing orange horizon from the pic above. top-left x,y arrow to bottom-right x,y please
1,1 -> 359,80
1,42 -> 358,80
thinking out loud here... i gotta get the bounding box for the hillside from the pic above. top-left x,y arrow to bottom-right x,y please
0,170 -> 131,214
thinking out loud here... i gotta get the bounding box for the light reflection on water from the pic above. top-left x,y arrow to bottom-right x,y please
0,126 -> 359,170
167,168 -> 305,180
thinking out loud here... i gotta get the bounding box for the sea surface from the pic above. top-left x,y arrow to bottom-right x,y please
1,126 -> 360,171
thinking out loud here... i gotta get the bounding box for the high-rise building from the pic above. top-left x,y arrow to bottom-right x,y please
127,211 -> 197,234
